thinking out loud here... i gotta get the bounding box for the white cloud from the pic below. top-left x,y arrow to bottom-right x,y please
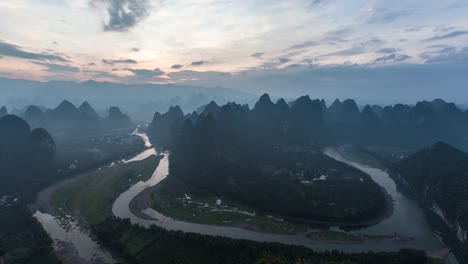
0,0 -> 467,84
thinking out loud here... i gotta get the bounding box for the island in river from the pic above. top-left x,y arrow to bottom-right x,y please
146,96 -> 391,227
23,94 -> 456,262
32,129 -> 448,263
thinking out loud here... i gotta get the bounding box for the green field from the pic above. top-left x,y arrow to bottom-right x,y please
151,177 -> 306,234
51,155 -> 160,224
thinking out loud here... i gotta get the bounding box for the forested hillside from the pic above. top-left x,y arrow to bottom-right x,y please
150,94 -> 468,151
0,115 -> 60,263
395,142 -> 468,260
148,94 -> 387,224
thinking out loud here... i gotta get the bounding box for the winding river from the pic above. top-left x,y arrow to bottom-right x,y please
34,130 -> 458,263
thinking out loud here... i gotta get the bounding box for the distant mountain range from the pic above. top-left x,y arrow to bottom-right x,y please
2,100 -> 132,138
148,94 -> 468,260
0,77 -> 256,121
150,94 -> 468,151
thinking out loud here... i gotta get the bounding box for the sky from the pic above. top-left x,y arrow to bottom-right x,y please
0,0 -> 468,100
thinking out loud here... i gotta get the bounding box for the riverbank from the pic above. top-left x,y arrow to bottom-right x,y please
130,176 -> 306,235
30,153 -> 160,264
36,141 -> 445,262
127,151 -> 395,236
29,140 -> 149,216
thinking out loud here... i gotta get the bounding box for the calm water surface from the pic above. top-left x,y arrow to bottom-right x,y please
112,141 -> 443,253
34,130 -> 453,262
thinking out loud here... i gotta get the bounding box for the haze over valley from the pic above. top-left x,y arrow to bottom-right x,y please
1,1 -> 468,264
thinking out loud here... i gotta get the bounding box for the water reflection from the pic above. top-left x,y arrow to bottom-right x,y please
34,211 -> 114,263
112,144 -> 443,253
33,129 -> 447,261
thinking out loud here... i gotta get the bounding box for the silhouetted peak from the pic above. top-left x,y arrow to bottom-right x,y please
168,105 -> 184,117
253,93 -> 275,113
292,96 -> 318,109
291,96 -> 323,118
78,101 -> 99,118
202,101 -> 221,116
431,98 -> 448,109
108,106 -> 124,118
55,100 -> 77,112
0,115 -> 31,151
328,99 -> 343,112
274,98 -> 288,113
152,112 -> 162,122
220,102 -> 244,114
342,99 -> 359,113
294,95 -> 311,104
79,101 -> 91,109
25,105 -> 45,121
107,106 -> 131,127
258,93 -> 272,103
362,105 -> 375,116
50,100 -> 79,121
207,101 -> 218,108
188,111 -> 199,121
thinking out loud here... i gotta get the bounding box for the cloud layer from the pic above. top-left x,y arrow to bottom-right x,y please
0,41 -> 68,62
91,0 -> 152,32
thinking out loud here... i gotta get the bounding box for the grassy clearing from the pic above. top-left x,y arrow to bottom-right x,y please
151,177 -> 306,234
51,155 -> 160,224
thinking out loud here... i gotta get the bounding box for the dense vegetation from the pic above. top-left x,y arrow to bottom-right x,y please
149,95 -> 468,151
152,176 -> 307,234
0,115 -> 60,263
0,115 -> 56,200
394,142 -> 468,261
0,205 -> 60,264
0,113 -> 143,263
93,217 -> 430,264
148,95 -> 386,223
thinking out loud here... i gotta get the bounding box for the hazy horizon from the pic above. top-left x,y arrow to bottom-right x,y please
1,1 -> 468,105
2,2 -> 468,263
